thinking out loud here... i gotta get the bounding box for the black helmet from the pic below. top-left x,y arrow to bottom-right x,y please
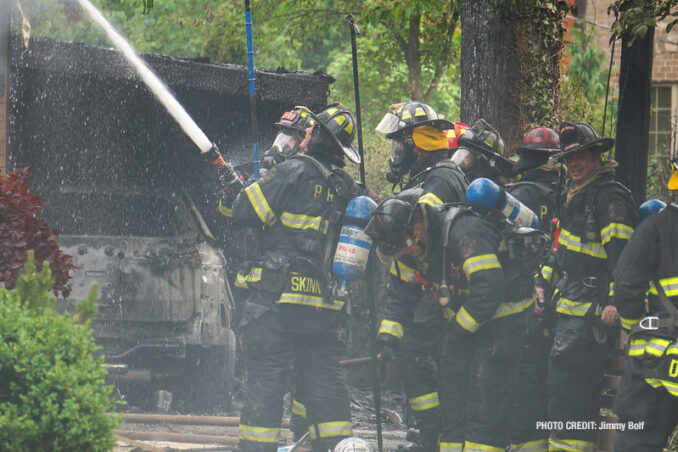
376,101 -> 453,140
455,119 -> 514,179
364,189 -> 422,256
266,107 -> 318,162
554,122 -> 614,161
313,104 -> 360,164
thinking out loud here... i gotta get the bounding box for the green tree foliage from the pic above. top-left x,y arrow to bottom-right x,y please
608,0 -> 678,45
0,252 -> 118,452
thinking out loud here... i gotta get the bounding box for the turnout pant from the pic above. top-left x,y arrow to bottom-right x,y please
547,318 -> 605,451
397,320 -> 444,451
439,314 -> 526,452
509,311 -> 553,451
237,299 -> 352,452
613,353 -> 678,451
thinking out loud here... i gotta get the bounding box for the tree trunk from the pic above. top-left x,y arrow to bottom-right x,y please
614,28 -> 654,206
460,0 -> 521,151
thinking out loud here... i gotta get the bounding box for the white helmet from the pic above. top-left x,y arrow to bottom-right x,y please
333,437 -> 374,452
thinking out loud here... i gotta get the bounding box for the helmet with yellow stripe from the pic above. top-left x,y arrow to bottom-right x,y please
314,104 -> 360,164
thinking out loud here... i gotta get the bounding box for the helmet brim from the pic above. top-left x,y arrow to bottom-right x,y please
553,138 -> 614,161
384,119 -> 455,139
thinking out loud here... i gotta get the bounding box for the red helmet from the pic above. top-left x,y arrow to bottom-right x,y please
515,126 -> 560,155
445,122 -> 471,150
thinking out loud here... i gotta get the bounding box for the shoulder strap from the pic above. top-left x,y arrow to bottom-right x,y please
651,279 -> 678,336
409,160 -> 465,186
293,154 -> 332,181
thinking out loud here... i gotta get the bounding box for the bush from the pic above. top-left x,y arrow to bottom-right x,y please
0,252 -> 118,452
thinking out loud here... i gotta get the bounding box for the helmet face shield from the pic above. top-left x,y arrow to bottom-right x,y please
375,112 -> 402,140
272,131 -> 302,158
451,147 -> 478,174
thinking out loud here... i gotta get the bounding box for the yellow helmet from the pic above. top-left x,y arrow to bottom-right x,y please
669,157 -> 678,190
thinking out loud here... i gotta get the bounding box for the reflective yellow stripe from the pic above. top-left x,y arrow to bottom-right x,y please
280,211 -> 326,233
667,344 -> 678,355
547,438 -> 596,451
418,192 -> 444,207
646,338 -> 671,357
315,421 -> 352,438
292,399 -> 307,418
660,379 -> 678,397
245,182 -> 277,226
555,297 -> 592,317
218,199 -> 233,218
278,293 -> 344,311
238,424 -> 281,443
439,442 -> 463,452
649,277 -> 678,297
620,315 -> 643,331
645,377 -> 663,389
464,441 -> 504,451
491,294 -> 536,320
628,337 -> 648,357
378,319 -> 404,340
608,282 -> 614,297
541,265 -> 554,283
600,222 -> 634,245
509,439 -> 548,451
558,228 -> 607,259
408,392 -> 439,411
455,306 -> 480,333
234,267 -> 263,289
443,306 -> 456,321
462,254 -> 501,277
390,260 -> 416,283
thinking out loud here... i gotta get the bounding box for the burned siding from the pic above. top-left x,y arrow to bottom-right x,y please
8,35 -> 332,239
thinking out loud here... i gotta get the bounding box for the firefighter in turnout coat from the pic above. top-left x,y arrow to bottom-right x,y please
537,122 -> 636,451
207,104 -> 366,452
506,126 -> 563,451
374,101 -> 469,452
612,157 -> 678,451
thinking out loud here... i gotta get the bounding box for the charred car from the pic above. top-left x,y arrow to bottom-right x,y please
41,188 -> 236,411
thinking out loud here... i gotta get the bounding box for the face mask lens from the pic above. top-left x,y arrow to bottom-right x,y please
451,148 -> 477,172
390,139 -> 407,166
272,131 -> 300,158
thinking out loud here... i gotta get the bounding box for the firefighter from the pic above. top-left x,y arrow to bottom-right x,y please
536,122 -> 637,451
260,106 -> 317,171
364,183 -> 543,452
506,126 -> 563,451
612,157 -> 678,452
373,101 -> 469,452
206,104 -> 367,452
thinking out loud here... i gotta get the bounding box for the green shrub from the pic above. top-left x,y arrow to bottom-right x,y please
0,252 -> 119,452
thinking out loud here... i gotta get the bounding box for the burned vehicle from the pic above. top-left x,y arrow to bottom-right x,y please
41,187 -> 236,412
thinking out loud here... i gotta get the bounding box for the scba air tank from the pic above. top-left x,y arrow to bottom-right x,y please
333,196 -> 378,290
639,199 -> 666,222
466,178 -> 540,229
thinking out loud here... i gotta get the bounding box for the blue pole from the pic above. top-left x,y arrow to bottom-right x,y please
245,0 -> 260,178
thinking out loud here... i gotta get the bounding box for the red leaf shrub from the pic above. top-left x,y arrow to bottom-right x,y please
0,169 -> 74,297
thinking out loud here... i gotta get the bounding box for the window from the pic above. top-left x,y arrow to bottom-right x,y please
649,85 -> 676,159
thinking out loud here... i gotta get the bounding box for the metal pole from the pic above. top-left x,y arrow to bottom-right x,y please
245,0 -> 260,178
347,16 -> 382,452
602,39 -> 616,137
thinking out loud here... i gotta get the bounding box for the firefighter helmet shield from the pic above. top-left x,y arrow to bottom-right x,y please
275,107 -> 316,132
314,104 -> 360,164
377,101 -> 453,140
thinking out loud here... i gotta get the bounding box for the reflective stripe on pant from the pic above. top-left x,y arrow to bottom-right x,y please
439,314 -> 526,450
398,321 -> 443,451
238,304 -> 352,452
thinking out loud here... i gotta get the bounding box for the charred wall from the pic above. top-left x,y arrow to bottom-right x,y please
7,35 -> 332,240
